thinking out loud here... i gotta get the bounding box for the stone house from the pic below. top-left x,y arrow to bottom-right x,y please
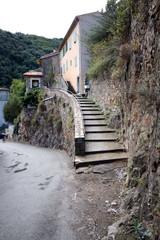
23,72 -> 43,92
40,51 -> 60,83
0,88 -> 9,127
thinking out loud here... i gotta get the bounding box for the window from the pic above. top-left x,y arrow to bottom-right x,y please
75,56 -> 77,67
65,42 -> 68,53
69,39 -> 71,50
66,60 -> 68,71
70,60 -> 72,66
62,47 -> 65,57
32,79 -> 39,88
73,31 -> 77,43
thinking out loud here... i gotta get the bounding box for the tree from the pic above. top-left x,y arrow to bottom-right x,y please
10,79 -> 26,98
3,79 -> 25,123
3,95 -> 22,123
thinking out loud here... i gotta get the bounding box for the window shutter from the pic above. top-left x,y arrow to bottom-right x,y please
73,31 -> 77,43
69,39 -> 71,50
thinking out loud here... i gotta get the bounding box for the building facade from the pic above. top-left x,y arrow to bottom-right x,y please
40,51 -> 60,82
0,88 -> 9,127
23,72 -> 43,92
59,12 -> 102,94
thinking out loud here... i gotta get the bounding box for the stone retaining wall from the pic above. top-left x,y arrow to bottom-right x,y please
14,89 -> 85,157
88,73 -> 121,129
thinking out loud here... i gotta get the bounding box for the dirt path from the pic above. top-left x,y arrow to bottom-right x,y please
66,161 -> 127,239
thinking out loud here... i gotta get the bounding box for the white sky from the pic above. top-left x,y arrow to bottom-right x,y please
0,0 -> 106,39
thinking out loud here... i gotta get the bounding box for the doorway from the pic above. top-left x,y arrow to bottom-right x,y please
77,77 -> 80,93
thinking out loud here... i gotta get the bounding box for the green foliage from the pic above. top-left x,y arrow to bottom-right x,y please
54,119 -> 62,132
87,39 -> 120,79
13,116 -> 21,134
0,29 -> 62,88
116,0 -> 131,40
86,0 -> 118,47
10,79 -> 26,97
67,119 -> 73,128
3,95 -> 22,123
85,0 -> 132,79
3,79 -> 25,123
131,219 -> 152,240
23,88 -> 44,108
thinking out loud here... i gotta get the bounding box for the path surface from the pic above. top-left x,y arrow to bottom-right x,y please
0,141 -> 127,240
0,141 -> 78,240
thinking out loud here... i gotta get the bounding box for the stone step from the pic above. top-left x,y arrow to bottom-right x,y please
84,120 -> 107,126
79,102 -> 95,104
76,97 -> 87,100
85,141 -> 125,153
85,132 -> 117,141
83,115 -> 105,120
75,152 -> 128,167
83,111 -> 102,115
78,99 -> 90,102
85,126 -> 116,133
80,104 -> 98,108
81,107 -> 100,111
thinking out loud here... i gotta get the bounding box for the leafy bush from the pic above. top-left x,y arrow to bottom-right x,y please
3,95 -> 22,123
131,219 -> 152,240
3,79 -> 25,123
23,88 -> 44,108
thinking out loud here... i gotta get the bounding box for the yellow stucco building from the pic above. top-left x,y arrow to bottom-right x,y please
59,12 -> 102,94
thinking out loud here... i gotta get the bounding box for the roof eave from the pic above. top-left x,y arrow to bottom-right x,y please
59,16 -> 79,52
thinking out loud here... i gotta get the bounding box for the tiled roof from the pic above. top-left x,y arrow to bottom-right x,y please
0,88 -> 9,91
23,72 -> 43,77
40,51 -> 59,60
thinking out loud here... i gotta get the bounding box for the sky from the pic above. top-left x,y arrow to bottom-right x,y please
0,0 -> 106,39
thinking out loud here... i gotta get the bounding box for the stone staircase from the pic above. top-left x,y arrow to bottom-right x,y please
75,96 -> 128,168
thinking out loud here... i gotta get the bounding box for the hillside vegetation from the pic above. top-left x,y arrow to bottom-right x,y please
86,0 -> 131,79
0,29 -> 62,88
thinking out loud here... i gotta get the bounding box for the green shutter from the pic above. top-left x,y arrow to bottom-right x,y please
73,31 -> 77,43
69,39 -> 71,49
75,56 -> 77,67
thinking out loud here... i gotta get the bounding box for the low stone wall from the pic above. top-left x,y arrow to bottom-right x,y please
14,89 -> 85,157
88,73 -> 121,129
44,89 -> 85,155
